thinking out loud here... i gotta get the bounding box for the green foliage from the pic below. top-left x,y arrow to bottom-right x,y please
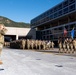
0,16 -> 30,28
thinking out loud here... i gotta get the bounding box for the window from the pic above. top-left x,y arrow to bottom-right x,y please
54,7 -> 58,12
49,15 -> 53,20
69,4 -> 75,12
46,11 -> 50,16
63,0 -> 68,7
49,9 -> 53,14
58,4 -> 62,10
54,13 -> 58,18
58,27 -> 63,30
58,10 -> 62,16
69,0 -> 75,4
43,31 -> 45,35
63,7 -> 68,14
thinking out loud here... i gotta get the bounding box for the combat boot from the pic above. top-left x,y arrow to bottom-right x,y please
0,60 -> 3,65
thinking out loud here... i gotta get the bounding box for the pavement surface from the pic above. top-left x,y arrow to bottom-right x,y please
0,48 -> 76,75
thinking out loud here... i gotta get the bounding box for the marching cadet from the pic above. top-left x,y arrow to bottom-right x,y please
22,39 -> 26,50
42,40 -> 46,50
35,40 -> 38,49
73,38 -> 76,53
58,37 -> 62,53
66,38 -> 70,53
69,38 -> 73,53
63,42 -> 66,53
25,39 -> 27,49
46,40 -> 51,50
27,39 -> 30,49
51,41 -> 54,50
62,39 -> 67,53
38,40 -> 42,50
31,40 -> 34,50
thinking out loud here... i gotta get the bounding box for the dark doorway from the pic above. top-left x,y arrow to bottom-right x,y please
4,35 -> 16,42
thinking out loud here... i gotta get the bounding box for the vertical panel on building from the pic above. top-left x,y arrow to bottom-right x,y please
36,31 -> 41,40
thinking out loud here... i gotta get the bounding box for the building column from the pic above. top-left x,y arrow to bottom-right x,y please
16,35 -> 18,40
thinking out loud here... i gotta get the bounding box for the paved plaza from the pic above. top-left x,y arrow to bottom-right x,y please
0,48 -> 76,75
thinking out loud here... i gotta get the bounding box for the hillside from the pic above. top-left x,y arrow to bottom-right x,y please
0,16 -> 30,28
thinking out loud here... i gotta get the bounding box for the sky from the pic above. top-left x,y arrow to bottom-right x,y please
0,0 -> 63,23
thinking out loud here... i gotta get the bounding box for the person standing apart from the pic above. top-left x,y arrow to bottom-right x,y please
0,24 -> 7,64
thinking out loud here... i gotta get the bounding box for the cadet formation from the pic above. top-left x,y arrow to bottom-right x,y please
10,39 -> 54,50
58,37 -> 76,53
9,37 -> 76,54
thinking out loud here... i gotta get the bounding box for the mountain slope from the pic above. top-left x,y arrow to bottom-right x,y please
0,16 -> 30,28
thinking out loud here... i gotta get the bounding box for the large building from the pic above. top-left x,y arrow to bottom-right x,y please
31,0 -> 76,43
4,27 -> 36,42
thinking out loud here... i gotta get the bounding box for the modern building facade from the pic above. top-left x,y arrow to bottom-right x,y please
31,0 -> 76,43
5,27 -> 36,41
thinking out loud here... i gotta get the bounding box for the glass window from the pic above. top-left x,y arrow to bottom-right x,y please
69,0 -> 75,4
49,15 -> 53,19
50,35 -> 53,40
54,7 -> 58,12
63,7 -> 68,14
63,0 -> 68,7
69,4 -> 75,12
49,9 -> 53,14
58,27 -> 63,30
43,31 -> 45,35
58,10 -> 62,16
54,13 -> 58,18
46,11 -> 50,16
58,4 -> 62,10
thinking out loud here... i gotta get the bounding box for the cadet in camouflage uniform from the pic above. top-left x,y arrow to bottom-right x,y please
31,40 -> 34,49
42,40 -> 46,50
69,38 -> 73,53
22,39 -> 26,50
0,24 -> 7,64
66,38 -> 70,53
62,39 -> 67,53
58,37 -> 62,53
35,40 -> 38,49
27,39 -> 30,49
38,40 -> 42,50
51,41 -> 54,50
73,38 -> 76,53
46,40 -> 51,50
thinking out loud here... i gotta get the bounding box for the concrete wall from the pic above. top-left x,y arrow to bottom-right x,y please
27,28 -> 36,39
5,27 -> 32,40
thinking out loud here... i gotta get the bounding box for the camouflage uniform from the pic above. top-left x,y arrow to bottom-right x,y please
46,41 -> 51,50
51,41 -> 54,50
35,40 -> 38,49
73,39 -> 76,53
27,39 -> 30,49
58,38 -> 62,53
69,39 -> 73,53
0,24 -> 7,64
62,40 -> 67,53
42,40 -> 46,50
0,24 -> 7,55
31,40 -> 34,49
22,39 -> 25,50
66,39 -> 70,53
